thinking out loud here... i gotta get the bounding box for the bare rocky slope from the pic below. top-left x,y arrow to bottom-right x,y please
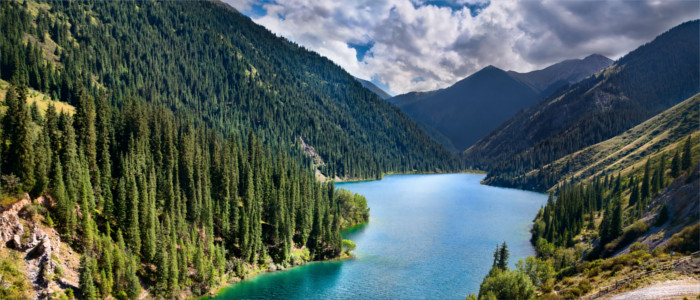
0,194 -> 80,299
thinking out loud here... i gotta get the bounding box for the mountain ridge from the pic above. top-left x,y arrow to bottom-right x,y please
356,78 -> 393,100
388,54 -> 612,152
464,20 -> 700,191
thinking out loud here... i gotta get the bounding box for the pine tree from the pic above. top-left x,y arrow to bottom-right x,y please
126,261 -> 141,300
659,153 -> 666,188
2,82 -> 35,191
74,87 -> 97,177
126,172 -> 141,253
681,136 -> 692,171
32,127 -> 51,196
59,113 -> 80,202
629,182 -> 639,207
641,159 -> 651,200
610,200 -> 622,240
168,238 -> 179,294
655,202 -> 669,226
155,239 -> 170,294
491,244 -> 500,269
96,93 -> 112,215
79,255 -> 98,299
497,242 -> 509,270
671,150 -> 681,178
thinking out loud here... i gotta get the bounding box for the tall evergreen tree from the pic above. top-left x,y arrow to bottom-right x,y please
655,202 -> 669,226
2,82 -> 35,191
681,136 -> 692,171
79,255 -> 98,299
671,150 -> 681,178
497,242 -> 509,271
641,159 -> 651,200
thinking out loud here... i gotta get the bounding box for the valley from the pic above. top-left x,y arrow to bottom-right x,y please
0,1 -> 697,300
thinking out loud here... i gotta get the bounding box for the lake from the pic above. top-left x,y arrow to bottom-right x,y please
213,173 -> 547,299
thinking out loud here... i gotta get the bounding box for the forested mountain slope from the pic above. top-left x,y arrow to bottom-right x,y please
1,0 -> 459,181
356,78 -> 392,100
464,20 -> 699,191
0,0 -> 428,298
472,99 -> 699,299
389,56 -> 611,152
526,93 -> 699,191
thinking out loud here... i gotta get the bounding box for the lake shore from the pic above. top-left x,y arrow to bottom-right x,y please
202,221 -> 368,299
202,252 -> 356,299
331,169 -> 487,183
206,174 -> 545,299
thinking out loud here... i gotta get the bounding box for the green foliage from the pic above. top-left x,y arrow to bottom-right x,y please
79,255 -> 98,299
665,223 -> 700,254
2,83 -> 35,192
0,252 -> 31,299
602,221 -> 649,257
681,136 -> 693,170
515,257 -> 554,288
335,189 -> 370,228
655,202 -> 669,226
477,268 -> 536,300
497,242 -> 509,271
342,239 -> 356,255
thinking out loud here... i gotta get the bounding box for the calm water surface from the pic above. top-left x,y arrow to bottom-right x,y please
214,174 -> 546,299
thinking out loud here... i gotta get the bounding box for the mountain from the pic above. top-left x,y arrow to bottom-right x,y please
0,0 -> 459,181
389,56 -> 612,152
527,93 -> 699,191
0,1 -> 458,299
464,20 -> 700,191
508,54 -> 613,95
356,78 -> 392,100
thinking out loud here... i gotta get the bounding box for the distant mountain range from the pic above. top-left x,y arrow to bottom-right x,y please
356,78 -> 392,100
464,20 -> 700,191
389,54 -> 613,152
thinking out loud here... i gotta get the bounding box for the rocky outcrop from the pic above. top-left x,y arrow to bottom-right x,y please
0,194 -> 75,299
0,194 -> 31,249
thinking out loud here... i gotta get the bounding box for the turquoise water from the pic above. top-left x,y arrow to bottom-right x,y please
214,174 -> 547,299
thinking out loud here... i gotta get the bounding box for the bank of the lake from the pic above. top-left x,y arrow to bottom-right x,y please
212,173 -> 547,299
323,169 -> 487,183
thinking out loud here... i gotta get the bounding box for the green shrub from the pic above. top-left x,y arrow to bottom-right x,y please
478,269 -> 536,300
665,223 -> 700,254
565,287 -> 582,298
611,264 -> 624,275
630,242 -> 649,252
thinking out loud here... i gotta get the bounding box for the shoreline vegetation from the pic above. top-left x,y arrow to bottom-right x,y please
204,222 -> 367,299
329,169 -> 487,184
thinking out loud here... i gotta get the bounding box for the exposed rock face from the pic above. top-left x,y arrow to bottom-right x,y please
0,194 -> 31,249
0,194 -> 75,299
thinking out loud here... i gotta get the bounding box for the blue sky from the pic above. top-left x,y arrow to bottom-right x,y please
225,0 -> 698,95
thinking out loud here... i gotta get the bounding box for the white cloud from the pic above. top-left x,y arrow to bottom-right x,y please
224,0 -> 698,94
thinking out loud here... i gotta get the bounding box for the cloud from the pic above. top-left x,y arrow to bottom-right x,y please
223,0 -> 698,94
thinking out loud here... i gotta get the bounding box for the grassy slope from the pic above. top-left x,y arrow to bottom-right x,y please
0,79 -> 75,115
524,93 -> 699,192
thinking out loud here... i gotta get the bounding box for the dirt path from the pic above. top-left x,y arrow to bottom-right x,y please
605,279 -> 700,300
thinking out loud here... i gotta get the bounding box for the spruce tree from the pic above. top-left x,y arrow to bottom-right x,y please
126,262 -> 141,300
629,182 -> 639,207
641,159 -> 651,200
671,150 -> 681,178
79,255 -> 98,299
655,202 -> 669,226
32,127 -> 51,196
2,82 -> 35,191
681,136 -> 692,171
659,153 -> 666,189
610,200 -> 622,241
497,242 -> 509,270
